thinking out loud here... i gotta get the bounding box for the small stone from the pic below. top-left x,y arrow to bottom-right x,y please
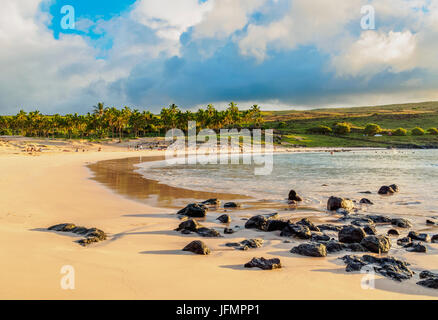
224,228 -> 235,234
183,240 -> 211,255
387,229 -> 400,236
288,190 -> 303,202
244,257 -> 281,270
391,218 -> 412,228
196,227 -> 222,238
217,214 -> 231,223
327,196 -> 354,211
224,202 -> 240,208
360,198 -> 373,205
176,219 -> 202,232
432,234 -> 438,243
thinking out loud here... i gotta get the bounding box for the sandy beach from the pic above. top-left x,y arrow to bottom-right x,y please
0,137 -> 437,300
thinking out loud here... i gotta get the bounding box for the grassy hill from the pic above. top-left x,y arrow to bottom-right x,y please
262,101 -> 438,148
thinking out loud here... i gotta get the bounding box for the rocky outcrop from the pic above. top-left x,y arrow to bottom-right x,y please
183,240 -> 211,255
217,214 -> 231,223
176,219 -> 221,237
327,196 -> 354,211
391,218 -> 412,228
290,243 -> 327,257
405,242 -> 427,253
317,224 -> 342,232
280,223 -> 312,239
226,239 -> 264,251
341,255 -> 413,281
360,235 -> 391,253
408,231 -> 430,242
363,225 -> 377,235
245,213 -> 278,231
338,226 -> 366,243
417,270 -> 438,289
288,190 -> 303,202
201,199 -> 220,206
297,218 -> 320,232
366,215 -> 391,224
48,223 -> 107,247
177,203 -> 208,218
244,257 -> 282,270
319,240 -> 367,253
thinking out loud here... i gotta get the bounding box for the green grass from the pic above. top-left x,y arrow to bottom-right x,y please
263,101 -> 438,148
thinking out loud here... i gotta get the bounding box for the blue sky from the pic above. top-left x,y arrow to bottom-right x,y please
0,0 -> 437,114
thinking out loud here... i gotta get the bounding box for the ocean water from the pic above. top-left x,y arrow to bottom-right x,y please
135,150 -> 438,218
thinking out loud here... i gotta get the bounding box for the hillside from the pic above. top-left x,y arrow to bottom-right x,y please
262,101 -> 438,148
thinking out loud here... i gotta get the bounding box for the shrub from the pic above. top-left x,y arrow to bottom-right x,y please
333,122 -> 351,135
427,127 -> 438,135
411,127 -> 425,136
393,128 -> 408,136
307,125 -> 332,135
277,122 -> 287,129
363,123 -> 382,136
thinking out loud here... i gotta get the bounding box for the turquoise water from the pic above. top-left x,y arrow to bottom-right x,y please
135,149 -> 438,217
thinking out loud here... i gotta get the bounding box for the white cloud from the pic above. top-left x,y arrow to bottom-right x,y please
132,0 -> 213,41
331,30 -> 417,77
192,0 -> 268,39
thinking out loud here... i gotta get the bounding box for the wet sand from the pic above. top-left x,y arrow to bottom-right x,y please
87,156 -> 250,209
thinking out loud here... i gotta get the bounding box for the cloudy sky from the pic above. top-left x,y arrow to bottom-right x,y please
1,0 -> 438,114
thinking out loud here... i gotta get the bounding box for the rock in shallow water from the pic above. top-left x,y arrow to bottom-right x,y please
391,218 -> 412,228
432,234 -> 438,243
387,229 -> 400,236
288,190 -> 303,202
327,196 -> 354,211
378,184 -> 399,195
404,242 -> 427,253
216,214 -> 231,223
290,243 -> 327,257
224,202 -> 240,208
408,231 -> 430,242
183,240 -> 211,255
244,257 -> 282,270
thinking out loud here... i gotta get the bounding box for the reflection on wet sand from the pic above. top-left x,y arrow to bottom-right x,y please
87,156 -> 250,208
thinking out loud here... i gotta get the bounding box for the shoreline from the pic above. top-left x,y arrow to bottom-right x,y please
0,139 -> 437,299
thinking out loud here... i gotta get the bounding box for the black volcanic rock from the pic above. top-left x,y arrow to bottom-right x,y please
360,235 -> 391,253
177,203 -> 208,218
338,226 -> 366,243
288,190 -> 303,202
291,243 -> 327,257
244,257 -> 281,270
183,240 -> 211,255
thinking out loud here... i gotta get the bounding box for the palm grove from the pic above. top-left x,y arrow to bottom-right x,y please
0,103 -> 264,140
